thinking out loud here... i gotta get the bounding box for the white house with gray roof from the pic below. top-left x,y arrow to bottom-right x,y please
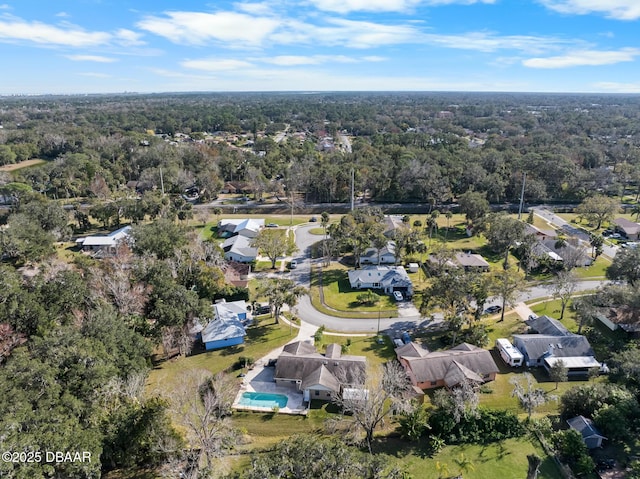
347,265 -> 413,296
221,235 -> 258,263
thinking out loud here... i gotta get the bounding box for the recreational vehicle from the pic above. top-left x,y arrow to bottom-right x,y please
496,338 -> 524,367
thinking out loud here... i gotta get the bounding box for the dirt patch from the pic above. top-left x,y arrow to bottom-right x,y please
0,159 -> 46,172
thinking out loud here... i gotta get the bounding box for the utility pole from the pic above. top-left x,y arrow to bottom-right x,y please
350,168 -> 355,211
517,172 -> 526,220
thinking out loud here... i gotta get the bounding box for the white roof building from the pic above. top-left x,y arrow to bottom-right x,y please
76,225 -> 132,255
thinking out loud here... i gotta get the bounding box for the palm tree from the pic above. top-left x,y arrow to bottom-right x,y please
257,278 -> 307,324
631,204 -> 640,221
445,210 -> 453,241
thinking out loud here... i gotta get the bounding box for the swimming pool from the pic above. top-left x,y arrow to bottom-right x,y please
238,392 -> 288,409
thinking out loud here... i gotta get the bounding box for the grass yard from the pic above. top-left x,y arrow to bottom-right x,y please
379,436 -> 561,479
145,317 -> 294,396
309,264 -> 399,319
573,255 -> 610,278
315,334 -> 397,367
228,412 -> 562,479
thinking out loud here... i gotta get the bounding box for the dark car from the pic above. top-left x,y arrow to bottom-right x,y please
266,223 -> 279,228
484,305 -> 502,314
309,217 -> 318,222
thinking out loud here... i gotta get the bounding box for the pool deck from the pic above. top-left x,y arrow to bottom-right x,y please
232,320 -> 318,415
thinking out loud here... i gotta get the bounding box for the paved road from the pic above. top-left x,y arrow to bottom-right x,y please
532,206 -> 618,258
286,223 -> 610,334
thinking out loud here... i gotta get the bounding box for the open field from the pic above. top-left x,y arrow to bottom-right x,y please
0,158 -> 46,172
145,317 -> 294,396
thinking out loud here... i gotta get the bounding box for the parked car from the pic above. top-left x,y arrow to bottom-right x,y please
393,338 -> 404,348
309,216 -> 318,222
528,313 -> 538,321
484,305 -> 502,314
266,223 -> 279,228
290,260 -> 298,269
393,291 -> 404,301
401,332 -> 411,344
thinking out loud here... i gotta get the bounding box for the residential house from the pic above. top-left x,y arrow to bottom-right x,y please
223,261 -> 250,288
274,342 -> 366,402
596,306 -> 640,335
567,415 -> 606,449
347,266 -> 413,296
613,217 -> 640,240
383,215 -> 407,239
218,218 -> 264,238
512,315 -> 600,376
524,223 -> 558,241
75,225 -> 132,256
200,316 -> 246,351
222,235 -> 258,263
360,241 -> 397,265
397,342 -> 499,390
532,239 -> 593,267
454,252 -> 490,272
214,299 -> 250,324
220,181 -> 251,194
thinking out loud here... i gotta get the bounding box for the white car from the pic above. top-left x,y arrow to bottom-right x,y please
290,260 -> 298,269
393,291 -> 404,302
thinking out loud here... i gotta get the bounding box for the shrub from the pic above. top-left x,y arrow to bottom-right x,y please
356,289 -> 380,306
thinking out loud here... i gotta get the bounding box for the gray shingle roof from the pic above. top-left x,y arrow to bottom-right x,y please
275,343 -> 366,389
401,343 -> 498,385
525,315 -> 570,336
513,334 -> 595,360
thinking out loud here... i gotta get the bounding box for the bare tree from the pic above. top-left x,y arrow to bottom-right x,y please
164,370 -> 239,474
432,379 -> 480,424
547,270 -> 578,320
330,361 -> 410,454
510,372 -> 556,421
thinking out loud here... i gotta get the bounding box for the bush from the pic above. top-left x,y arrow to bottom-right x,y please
429,408 -> 525,444
356,289 -> 380,306
552,429 -> 594,476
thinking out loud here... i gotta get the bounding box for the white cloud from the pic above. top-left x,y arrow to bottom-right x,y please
539,0 -> 640,20
55,12 -> 70,18
65,54 -> 117,63
0,17 -> 111,47
423,31 -> 574,54
115,29 -> 145,46
523,48 -> 640,68
306,0 -> 494,13
78,72 -> 111,78
258,54 -> 380,65
273,18 -> 420,48
233,2 -> 277,15
593,81 -> 640,93
136,11 -> 280,46
181,58 -> 254,71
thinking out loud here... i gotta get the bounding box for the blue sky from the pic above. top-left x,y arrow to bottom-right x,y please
2,0 -> 640,94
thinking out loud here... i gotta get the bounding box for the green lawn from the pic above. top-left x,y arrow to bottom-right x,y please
229,410 -> 561,479
379,436 -> 561,479
145,317 -> 294,396
309,264 -> 399,319
315,334 -> 397,367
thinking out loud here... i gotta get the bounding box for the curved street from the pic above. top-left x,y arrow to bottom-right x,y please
282,224 -> 609,334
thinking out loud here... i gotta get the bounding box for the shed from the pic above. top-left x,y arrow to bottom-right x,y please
567,415 -> 606,449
